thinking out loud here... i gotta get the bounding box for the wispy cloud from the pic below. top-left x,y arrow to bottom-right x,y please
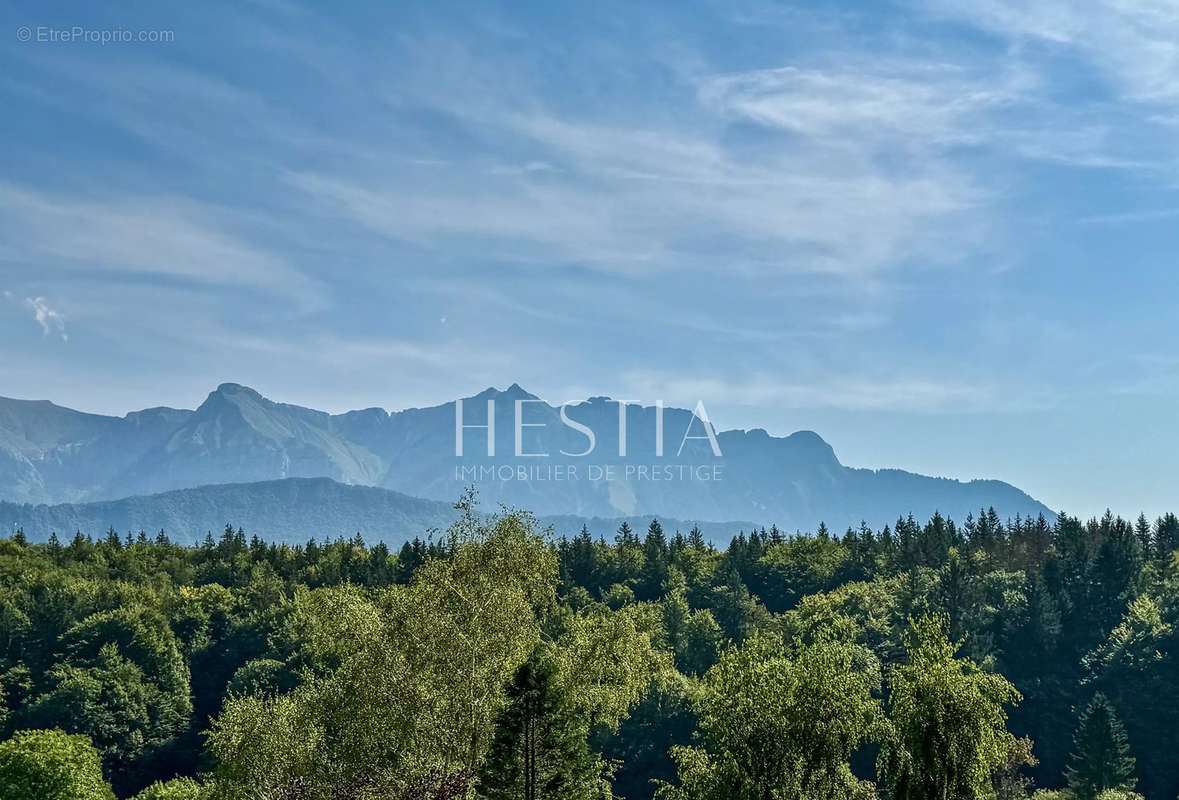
287,68 -> 987,281
22,296 -> 67,341
0,184 -> 318,305
924,0 -> 1179,103
696,61 -> 1020,146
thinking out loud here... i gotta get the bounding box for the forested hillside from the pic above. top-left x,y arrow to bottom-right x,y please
0,476 -> 753,547
1,495 -> 1176,800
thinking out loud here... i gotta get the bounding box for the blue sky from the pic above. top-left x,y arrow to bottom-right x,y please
3,0 -> 1179,518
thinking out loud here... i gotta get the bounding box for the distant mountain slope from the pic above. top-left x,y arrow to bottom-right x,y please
107,385 -> 383,499
0,477 -> 756,546
0,397 -> 192,504
0,384 -> 1054,530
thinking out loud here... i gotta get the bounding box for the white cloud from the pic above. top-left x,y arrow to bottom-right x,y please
285,19 -> 1170,290
289,78 -> 987,281
0,184 -> 318,305
924,0 -> 1179,103
23,296 -> 67,341
697,62 -> 1019,146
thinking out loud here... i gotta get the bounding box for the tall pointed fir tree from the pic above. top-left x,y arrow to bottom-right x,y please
476,655 -> 600,800
1064,693 -> 1136,800
640,519 -> 670,600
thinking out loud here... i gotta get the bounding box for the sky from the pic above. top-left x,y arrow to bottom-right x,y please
2,0 -> 1179,518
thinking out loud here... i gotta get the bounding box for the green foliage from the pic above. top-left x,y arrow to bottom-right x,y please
1082,585 -> 1179,799
753,534 -> 849,612
476,654 -> 603,800
224,657 -> 295,698
782,577 -> 901,657
208,504 -> 560,799
131,777 -> 206,800
205,689 -> 325,799
546,604 -> 666,731
598,674 -> 697,800
22,607 -> 191,789
25,645 -> 158,781
879,615 -> 1025,800
659,584 -> 722,676
659,633 -> 884,800
2,502 -> 1179,799
0,728 -> 115,800
1064,694 -> 1136,800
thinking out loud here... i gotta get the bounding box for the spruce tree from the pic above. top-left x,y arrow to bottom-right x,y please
640,519 -> 669,600
476,655 -> 598,800
1065,693 -> 1136,800
615,521 -> 636,548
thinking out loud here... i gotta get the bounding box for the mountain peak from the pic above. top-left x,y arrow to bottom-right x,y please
199,383 -> 268,411
214,382 -> 261,397
468,384 -> 538,402
192,384 -> 272,424
787,429 -> 829,446
781,429 -> 841,467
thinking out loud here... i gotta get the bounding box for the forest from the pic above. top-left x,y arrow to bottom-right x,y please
0,492 -> 1176,800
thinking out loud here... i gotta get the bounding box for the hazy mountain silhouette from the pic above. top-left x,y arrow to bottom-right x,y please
0,477 -> 756,546
0,384 -> 1053,530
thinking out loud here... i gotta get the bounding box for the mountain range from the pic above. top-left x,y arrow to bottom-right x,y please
0,477 -> 756,545
0,383 -> 1053,534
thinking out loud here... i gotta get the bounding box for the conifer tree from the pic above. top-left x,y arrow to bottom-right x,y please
641,519 -> 670,600
1065,693 -> 1137,800
1154,513 -> 1179,561
476,655 -> 598,800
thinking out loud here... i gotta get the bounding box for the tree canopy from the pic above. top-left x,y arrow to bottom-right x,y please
1,503 -> 1177,799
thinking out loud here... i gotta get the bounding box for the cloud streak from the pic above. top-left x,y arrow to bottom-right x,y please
0,184 -> 318,305
287,67 -> 988,281
23,296 -> 67,341
924,0 -> 1179,103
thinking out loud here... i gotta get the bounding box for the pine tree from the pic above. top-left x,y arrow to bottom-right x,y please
476,655 -> 598,800
565,525 -> 597,592
1133,514 -> 1152,557
1154,512 -> 1179,561
640,519 -> 669,599
1065,693 -> 1136,800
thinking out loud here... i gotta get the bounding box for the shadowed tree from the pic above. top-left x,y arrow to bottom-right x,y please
476,654 -> 599,800
1065,693 -> 1136,800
